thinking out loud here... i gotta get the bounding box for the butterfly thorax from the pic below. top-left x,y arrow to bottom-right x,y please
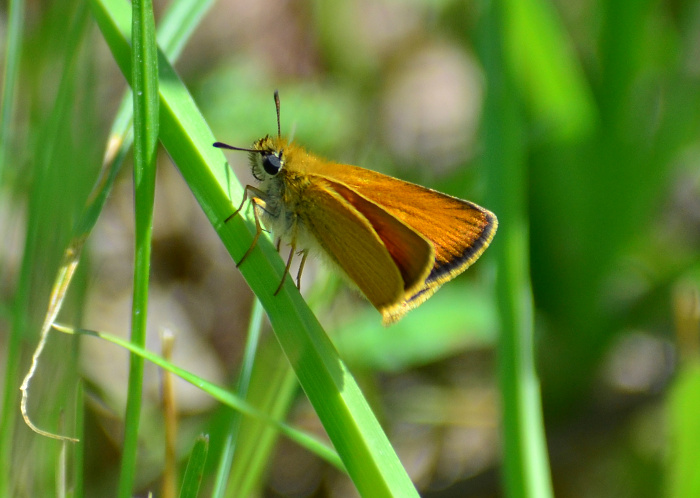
249,136 -> 319,247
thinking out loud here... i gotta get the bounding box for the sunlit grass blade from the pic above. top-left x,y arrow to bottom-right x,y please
51,322 -> 343,470
224,337 -> 299,497
19,237 -> 84,442
17,0 -> 214,447
668,284 -> 700,497
73,382 -> 85,498
156,0 -> 213,58
90,0 -> 419,493
482,1 -> 553,496
668,363 -> 700,498
179,435 -> 210,498
211,298 -> 264,497
117,0 -> 159,495
503,0 -> 596,140
1,3 -> 92,495
0,0 -> 24,179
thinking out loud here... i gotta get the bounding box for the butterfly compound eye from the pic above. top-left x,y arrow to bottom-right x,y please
262,153 -> 282,175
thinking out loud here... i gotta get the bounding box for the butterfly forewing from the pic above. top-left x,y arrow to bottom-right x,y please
300,180 -> 415,312
304,161 -> 497,280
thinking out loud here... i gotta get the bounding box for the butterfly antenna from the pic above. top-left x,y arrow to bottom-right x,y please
213,142 -> 261,153
274,90 -> 281,140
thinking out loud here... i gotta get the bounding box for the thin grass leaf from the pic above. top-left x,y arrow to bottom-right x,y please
9,1 -> 217,494
0,0 -> 24,180
156,0 -> 214,58
211,298 -> 265,497
482,1 -> 553,496
668,363 -> 700,498
117,0 -> 159,495
3,4 -> 92,495
503,0 -> 596,140
73,382 -> 85,498
162,330 -> 178,498
668,284 -> 700,497
225,338 -> 299,497
90,0 -> 419,493
180,435 -> 210,498
18,0 -> 211,447
51,323 -> 343,470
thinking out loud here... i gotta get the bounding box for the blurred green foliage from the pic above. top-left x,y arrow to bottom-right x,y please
1,0 -> 699,496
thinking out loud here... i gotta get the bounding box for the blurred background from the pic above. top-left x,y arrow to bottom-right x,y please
1,0 -> 700,496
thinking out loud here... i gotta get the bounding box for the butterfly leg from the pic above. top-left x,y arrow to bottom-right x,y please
225,185 -> 267,223
296,250 -> 309,290
274,219 -> 300,295
235,193 -> 268,268
224,185 -> 272,268
274,243 -> 296,295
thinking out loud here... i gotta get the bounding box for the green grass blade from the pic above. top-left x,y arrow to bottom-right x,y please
0,0 -> 24,180
503,0 -> 596,140
1,3 -> 92,495
481,1 -> 553,497
11,0 -> 214,467
225,338 -> 299,497
156,0 -> 214,58
90,0 -> 418,494
52,322 -> 342,469
117,0 -> 159,495
3,0 -> 217,494
211,298 -> 264,497
179,435 -> 210,498
667,363 -> 700,498
72,381 -> 85,498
